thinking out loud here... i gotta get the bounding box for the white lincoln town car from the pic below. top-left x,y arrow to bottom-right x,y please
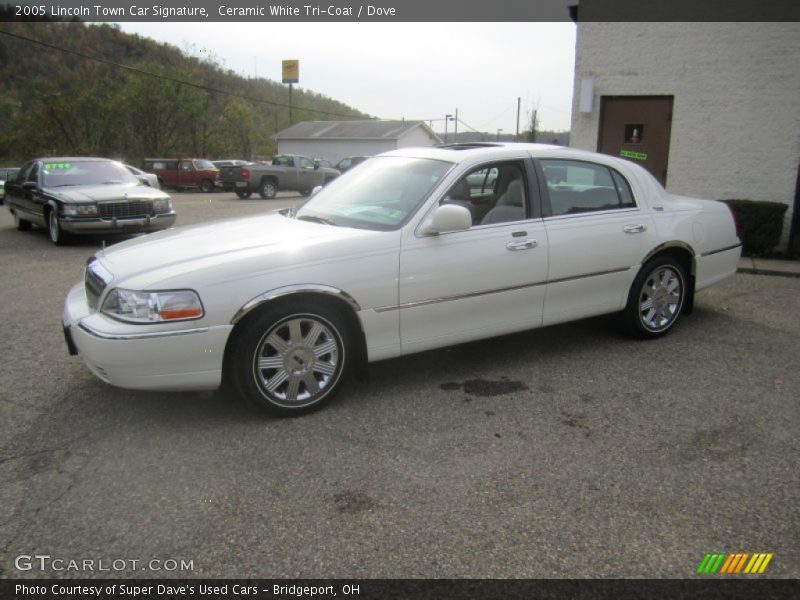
62,144 -> 741,416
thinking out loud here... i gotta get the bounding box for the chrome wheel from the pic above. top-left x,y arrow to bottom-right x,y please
252,314 -> 342,408
638,265 -> 683,332
259,180 -> 277,199
48,210 -> 65,245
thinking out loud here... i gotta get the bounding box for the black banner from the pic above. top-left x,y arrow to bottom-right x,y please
3,579 -> 800,600
1,0 -> 799,23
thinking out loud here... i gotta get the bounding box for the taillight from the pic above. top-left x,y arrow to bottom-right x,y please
725,202 -> 741,239
242,168 -> 250,181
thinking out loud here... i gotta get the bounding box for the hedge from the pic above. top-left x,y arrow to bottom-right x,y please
720,199 -> 788,256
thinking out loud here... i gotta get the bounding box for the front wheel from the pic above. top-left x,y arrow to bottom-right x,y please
259,180 -> 278,199
200,179 -> 214,193
48,209 -> 70,246
235,189 -> 252,199
624,256 -> 686,338
228,301 -> 351,416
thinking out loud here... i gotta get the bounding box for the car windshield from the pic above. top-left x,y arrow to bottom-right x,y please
42,161 -> 139,187
295,156 -> 452,231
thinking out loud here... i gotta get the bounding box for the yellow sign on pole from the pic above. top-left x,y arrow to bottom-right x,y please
282,59 -> 299,84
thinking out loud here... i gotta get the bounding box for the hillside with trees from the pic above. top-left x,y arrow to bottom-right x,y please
0,20 -> 369,164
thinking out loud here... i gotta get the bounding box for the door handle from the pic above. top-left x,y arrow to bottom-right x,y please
623,224 -> 647,234
506,239 -> 538,251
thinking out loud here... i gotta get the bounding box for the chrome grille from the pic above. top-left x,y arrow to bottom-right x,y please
98,200 -> 154,219
85,258 -> 112,310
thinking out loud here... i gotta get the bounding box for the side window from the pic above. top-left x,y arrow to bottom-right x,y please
16,162 -> 33,183
298,157 -> 314,170
440,162 -> 527,227
27,162 -> 40,183
542,159 -> 636,216
338,158 -> 351,170
181,161 -> 193,171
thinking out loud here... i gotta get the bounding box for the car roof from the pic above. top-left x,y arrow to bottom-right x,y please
31,157 -> 116,163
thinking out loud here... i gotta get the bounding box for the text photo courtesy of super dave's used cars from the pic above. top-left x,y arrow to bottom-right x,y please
60,143 -> 741,416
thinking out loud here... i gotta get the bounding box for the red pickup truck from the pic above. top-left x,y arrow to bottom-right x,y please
143,158 -> 219,192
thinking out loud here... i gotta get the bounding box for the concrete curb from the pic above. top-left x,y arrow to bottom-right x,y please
737,257 -> 800,278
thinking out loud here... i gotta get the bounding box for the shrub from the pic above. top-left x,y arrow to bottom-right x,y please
720,199 -> 788,256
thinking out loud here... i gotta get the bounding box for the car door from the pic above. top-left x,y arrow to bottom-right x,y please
297,156 -> 317,190
398,159 -> 548,355
537,158 -> 657,326
177,160 -> 195,187
11,161 -> 44,224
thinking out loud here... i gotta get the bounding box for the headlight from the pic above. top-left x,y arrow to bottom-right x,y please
62,203 -> 98,216
101,289 -> 204,323
153,197 -> 172,213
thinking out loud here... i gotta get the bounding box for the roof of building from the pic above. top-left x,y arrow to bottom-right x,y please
276,120 -> 441,142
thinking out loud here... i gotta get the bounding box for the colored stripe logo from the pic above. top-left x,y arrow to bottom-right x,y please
696,552 -> 773,574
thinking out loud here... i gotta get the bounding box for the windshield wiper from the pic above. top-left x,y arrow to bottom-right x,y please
297,214 -> 336,226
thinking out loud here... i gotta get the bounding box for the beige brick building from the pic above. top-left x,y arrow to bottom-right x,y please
570,22 -> 800,251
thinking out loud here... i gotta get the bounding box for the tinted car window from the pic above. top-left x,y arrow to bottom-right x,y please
542,159 -> 635,216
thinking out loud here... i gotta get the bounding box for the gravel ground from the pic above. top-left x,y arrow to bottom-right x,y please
0,190 -> 797,579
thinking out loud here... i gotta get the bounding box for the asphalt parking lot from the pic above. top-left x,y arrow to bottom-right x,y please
0,191 -> 798,579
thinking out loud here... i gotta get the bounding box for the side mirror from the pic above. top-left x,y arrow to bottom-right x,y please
419,204 -> 472,235
23,181 -> 37,190
313,160 -> 320,170
310,185 -> 323,197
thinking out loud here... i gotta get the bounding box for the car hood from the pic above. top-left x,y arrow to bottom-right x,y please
45,182 -> 168,203
94,211 -> 393,289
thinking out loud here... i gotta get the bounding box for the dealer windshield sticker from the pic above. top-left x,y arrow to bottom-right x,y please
44,163 -> 72,170
620,149 -> 647,161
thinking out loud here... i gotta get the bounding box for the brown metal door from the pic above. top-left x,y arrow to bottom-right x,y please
598,96 -> 673,186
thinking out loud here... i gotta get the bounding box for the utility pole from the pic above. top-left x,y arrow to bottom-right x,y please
516,97 -> 521,139
454,108 -> 458,141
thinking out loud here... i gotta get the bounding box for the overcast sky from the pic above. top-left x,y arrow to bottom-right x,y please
116,22 -> 577,134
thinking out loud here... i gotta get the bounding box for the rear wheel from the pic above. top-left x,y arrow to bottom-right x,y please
259,179 -> 278,199
235,189 -> 252,199
228,300 -> 351,416
624,256 -> 686,338
13,211 -> 32,231
200,179 -> 214,193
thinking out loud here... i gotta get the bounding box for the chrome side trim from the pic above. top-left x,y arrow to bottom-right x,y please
78,322 -> 209,340
642,241 -> 698,273
547,266 -> 631,286
700,243 -> 742,257
375,267 -> 631,313
231,284 -> 362,324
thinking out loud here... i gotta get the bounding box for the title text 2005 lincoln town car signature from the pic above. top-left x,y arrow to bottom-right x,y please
62,144 -> 741,416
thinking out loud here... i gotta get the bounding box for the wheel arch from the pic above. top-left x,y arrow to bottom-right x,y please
224,285 -> 368,383
640,241 -> 697,314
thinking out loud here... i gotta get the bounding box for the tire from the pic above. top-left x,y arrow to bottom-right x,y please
13,211 -> 32,231
47,208 -> 70,246
200,179 -> 214,193
259,179 -> 278,199
228,300 -> 351,416
235,190 -> 252,199
624,256 -> 686,339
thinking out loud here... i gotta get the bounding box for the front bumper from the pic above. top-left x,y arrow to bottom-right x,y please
62,283 -> 231,391
59,212 -> 176,234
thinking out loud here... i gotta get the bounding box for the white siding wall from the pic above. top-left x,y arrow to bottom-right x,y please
397,127 -> 439,149
276,140 -> 397,164
278,127 -> 438,164
571,22 -> 800,248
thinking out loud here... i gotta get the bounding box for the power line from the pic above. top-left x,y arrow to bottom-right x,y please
0,28 -> 364,120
